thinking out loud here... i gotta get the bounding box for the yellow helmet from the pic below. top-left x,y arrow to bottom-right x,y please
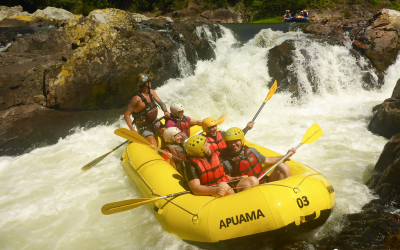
304,10 -> 307,12
202,118 -> 217,134
224,127 -> 245,145
185,135 -> 207,157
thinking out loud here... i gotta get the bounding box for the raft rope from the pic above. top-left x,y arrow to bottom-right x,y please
127,147 -> 197,215
127,149 -> 161,197
126,146 -> 324,216
230,173 -> 323,194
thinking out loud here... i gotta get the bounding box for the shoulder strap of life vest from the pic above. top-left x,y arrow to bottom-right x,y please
230,146 -> 267,183
190,153 -> 229,186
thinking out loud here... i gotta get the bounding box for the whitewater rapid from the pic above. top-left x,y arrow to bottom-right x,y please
1,25 -> 399,249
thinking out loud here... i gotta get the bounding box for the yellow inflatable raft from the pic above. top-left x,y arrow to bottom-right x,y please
118,126 -> 336,244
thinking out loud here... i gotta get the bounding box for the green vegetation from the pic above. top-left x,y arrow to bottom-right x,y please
2,0 -> 400,17
341,9 -> 352,18
251,16 -> 284,24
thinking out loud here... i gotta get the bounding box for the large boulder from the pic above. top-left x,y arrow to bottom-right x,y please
266,41 -> 301,98
368,79 -> 400,138
200,8 -> 249,23
367,133 -> 400,203
0,7 -> 220,112
305,8 -> 400,72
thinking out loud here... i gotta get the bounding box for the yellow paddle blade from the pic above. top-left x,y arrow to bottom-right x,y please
216,113 -> 226,125
301,123 -> 323,145
114,128 -> 153,147
101,198 -> 160,215
264,80 -> 277,103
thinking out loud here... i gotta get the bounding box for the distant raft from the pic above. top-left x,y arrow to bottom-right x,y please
119,126 -> 335,244
284,16 -> 310,22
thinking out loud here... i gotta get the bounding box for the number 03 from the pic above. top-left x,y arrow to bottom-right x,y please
296,196 -> 310,208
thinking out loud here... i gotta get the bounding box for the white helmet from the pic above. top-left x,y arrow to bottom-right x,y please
163,127 -> 182,143
170,102 -> 184,116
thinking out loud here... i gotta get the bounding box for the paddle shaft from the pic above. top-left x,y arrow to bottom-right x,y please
152,144 -> 182,161
81,140 -> 128,171
102,178 -> 242,214
244,102 -> 266,134
258,142 -> 302,181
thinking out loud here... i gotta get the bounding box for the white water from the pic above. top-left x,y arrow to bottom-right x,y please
1,25 -> 400,249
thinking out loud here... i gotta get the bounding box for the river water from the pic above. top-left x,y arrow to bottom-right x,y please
1,24 -> 400,249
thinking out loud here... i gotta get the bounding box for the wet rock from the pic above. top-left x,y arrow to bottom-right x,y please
367,133 -> 400,203
0,104 -> 124,156
313,199 -> 400,249
200,8 -> 250,23
306,8 -> 400,72
267,41 -> 299,96
368,79 -> 400,138
391,77 -> 400,98
0,7 -> 220,112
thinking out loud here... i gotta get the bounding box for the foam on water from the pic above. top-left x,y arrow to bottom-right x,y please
1,25 -> 400,248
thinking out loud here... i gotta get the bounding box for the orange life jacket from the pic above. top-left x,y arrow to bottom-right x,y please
229,146 -> 267,183
205,131 -> 227,155
190,153 -> 229,186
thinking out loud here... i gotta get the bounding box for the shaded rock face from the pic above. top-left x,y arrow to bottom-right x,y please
0,8 -> 220,112
305,8 -> 400,72
266,41 -> 300,98
368,79 -> 400,138
200,8 -> 250,23
312,200 -> 400,250
0,104 -> 124,156
367,133 -> 400,203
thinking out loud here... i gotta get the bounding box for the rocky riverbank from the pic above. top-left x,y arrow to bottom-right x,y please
0,6 -> 221,155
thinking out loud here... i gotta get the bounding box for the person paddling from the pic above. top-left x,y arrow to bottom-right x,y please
124,74 -> 170,148
221,127 -> 296,183
162,127 -> 186,171
202,118 -> 254,156
302,10 -> 309,18
185,135 -> 258,197
165,102 -> 202,140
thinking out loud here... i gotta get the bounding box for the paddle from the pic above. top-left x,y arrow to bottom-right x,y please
258,123 -> 323,181
81,116 -> 165,171
81,141 -> 128,171
114,128 -> 182,161
243,80 -> 277,135
101,178 -> 243,215
184,113 -> 226,141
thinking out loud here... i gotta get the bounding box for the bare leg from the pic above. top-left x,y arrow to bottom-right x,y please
146,135 -> 158,152
268,163 -> 291,182
236,176 -> 259,192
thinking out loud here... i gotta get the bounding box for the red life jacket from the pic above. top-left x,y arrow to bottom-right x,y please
205,131 -> 227,155
229,146 -> 267,183
190,153 -> 229,186
131,91 -> 158,123
165,144 -> 186,161
167,115 -> 191,137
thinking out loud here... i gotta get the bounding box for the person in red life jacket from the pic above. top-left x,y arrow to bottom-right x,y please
201,118 -> 255,156
165,102 -> 202,139
162,127 -> 186,170
124,74 -> 171,148
185,135 -> 258,197
222,127 -> 296,183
